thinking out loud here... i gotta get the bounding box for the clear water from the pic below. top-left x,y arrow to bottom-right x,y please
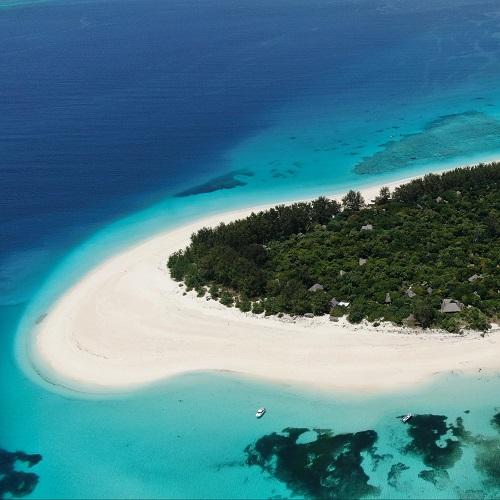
2,0 -> 500,497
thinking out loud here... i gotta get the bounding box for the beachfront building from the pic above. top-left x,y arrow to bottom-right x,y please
308,283 -> 324,292
440,299 -> 464,313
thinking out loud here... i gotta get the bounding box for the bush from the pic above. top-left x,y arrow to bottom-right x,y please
252,302 -> 265,314
220,291 -> 234,307
462,307 -> 491,332
347,301 -> 365,324
237,298 -> 252,313
413,299 -> 437,328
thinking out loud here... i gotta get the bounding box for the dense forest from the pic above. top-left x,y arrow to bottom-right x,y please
168,163 -> 500,332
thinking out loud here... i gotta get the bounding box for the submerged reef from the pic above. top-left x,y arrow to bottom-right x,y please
0,448 -> 42,498
355,111 -> 500,174
403,414 -> 464,469
387,462 -> 409,489
244,427 -> 380,499
175,169 -> 253,197
245,411 -> 500,498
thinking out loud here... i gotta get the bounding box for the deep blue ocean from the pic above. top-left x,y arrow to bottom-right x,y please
2,0 -> 500,498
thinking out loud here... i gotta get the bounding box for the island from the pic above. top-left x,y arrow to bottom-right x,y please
30,164 -> 500,392
169,163 -> 499,333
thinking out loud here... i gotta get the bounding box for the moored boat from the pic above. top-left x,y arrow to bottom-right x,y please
256,407 -> 266,418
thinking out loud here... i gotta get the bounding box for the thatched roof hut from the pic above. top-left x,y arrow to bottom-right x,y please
440,299 -> 464,313
308,283 -> 324,292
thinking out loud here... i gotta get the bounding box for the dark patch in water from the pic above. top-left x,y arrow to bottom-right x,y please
0,448 -> 42,498
35,313 -> 47,325
387,462 -> 409,489
418,469 -> 451,489
355,111 -> 500,174
491,412 -> 500,432
458,490 -> 486,500
473,412 -> 500,488
245,427 -> 380,499
404,414 -> 463,469
175,169 -> 254,197
474,437 -> 500,488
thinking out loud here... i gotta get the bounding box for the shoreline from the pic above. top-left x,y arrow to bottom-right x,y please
28,165 -> 500,394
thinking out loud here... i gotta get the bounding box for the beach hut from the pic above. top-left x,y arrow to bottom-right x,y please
338,301 -> 350,307
385,292 -> 391,304
330,297 -> 340,308
405,289 -> 416,298
339,270 -> 347,277
440,299 -> 464,313
308,283 -> 324,292
359,257 -> 367,266
436,196 -> 443,203
427,287 -> 433,295
361,224 -> 373,231
468,274 -> 480,283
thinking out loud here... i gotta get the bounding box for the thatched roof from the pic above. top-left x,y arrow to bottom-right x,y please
440,299 -> 464,313
308,283 -> 324,292
330,298 -> 339,308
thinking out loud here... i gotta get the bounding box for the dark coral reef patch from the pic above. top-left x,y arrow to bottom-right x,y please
404,414 -> 463,469
0,448 -> 42,499
244,427 -> 380,499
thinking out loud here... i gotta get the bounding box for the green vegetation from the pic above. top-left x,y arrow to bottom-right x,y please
168,163 -> 500,332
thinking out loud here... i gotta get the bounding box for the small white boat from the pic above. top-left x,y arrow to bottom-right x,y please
401,413 -> 413,423
256,407 -> 266,419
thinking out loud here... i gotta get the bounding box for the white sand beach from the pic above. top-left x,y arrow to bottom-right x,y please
32,172 -> 500,393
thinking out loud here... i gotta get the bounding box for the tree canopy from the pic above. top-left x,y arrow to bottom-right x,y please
168,163 -> 500,333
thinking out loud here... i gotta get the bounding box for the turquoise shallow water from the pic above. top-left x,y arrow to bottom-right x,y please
2,0 -> 500,497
